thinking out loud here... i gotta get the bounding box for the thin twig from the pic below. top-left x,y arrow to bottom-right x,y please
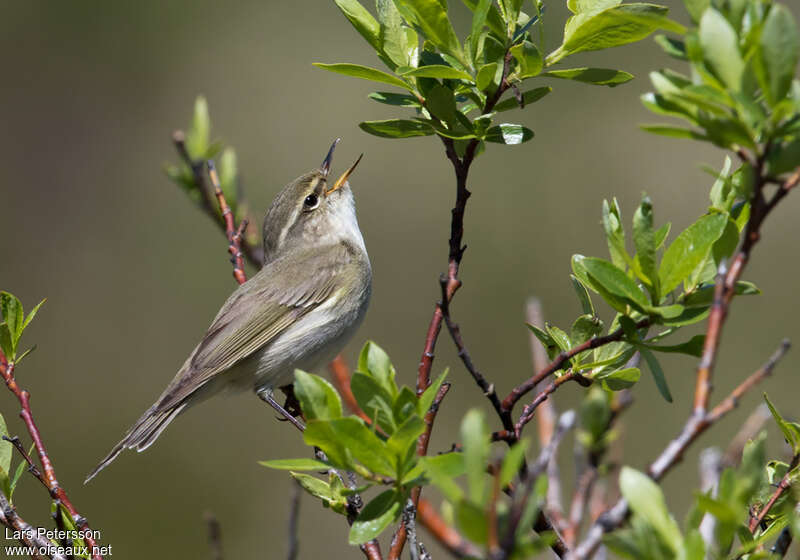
417,499 -> 483,558
328,356 -> 373,424
749,454 -> 799,532
569,340 -> 791,559
204,511 -> 223,560
502,319 -> 650,412
288,481 -> 301,560
0,490 -> 66,560
207,160 -> 248,285
0,350 -> 101,559
388,383 -> 450,560
499,411 -> 576,559
172,130 -> 264,266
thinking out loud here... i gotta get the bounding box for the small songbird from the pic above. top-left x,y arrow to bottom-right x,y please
86,140 -> 371,482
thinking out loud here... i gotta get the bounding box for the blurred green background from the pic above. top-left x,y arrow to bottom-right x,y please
1,1 -> 798,558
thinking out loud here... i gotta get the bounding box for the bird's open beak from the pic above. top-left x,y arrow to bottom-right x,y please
320,138 -> 341,177
327,154 -> 363,195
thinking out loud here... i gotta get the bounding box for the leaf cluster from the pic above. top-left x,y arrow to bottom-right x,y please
319,0 -> 682,153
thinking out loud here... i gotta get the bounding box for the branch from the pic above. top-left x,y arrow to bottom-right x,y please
417,499 -> 483,558
207,160 -> 248,285
749,454 -> 799,532
172,131 -> 264,267
502,319 -> 650,412
569,340 -> 791,559
514,372 -> 586,437
328,356 -> 373,424
388,383 -> 450,560
0,350 -> 101,559
287,482 -> 300,560
0,489 -> 67,560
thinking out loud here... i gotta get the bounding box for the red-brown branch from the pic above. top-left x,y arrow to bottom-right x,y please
570,340 -> 790,559
0,350 -> 102,559
749,455 -> 798,532
207,160 -> 248,285
388,383 -> 450,560
417,499 -> 483,558
328,355 -> 373,424
502,318 -> 650,413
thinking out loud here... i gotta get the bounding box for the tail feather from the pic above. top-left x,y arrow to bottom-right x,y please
85,402 -> 187,483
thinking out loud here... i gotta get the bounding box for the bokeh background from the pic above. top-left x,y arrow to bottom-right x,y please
1,1 -> 799,558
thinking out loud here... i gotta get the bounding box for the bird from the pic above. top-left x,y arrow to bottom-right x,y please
86,139 -> 371,482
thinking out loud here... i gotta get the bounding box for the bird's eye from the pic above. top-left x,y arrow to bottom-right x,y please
304,194 -> 319,208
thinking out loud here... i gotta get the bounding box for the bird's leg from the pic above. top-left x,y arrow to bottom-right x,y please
257,388 -> 306,432
279,384 -> 303,419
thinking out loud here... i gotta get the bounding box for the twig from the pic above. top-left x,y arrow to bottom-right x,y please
770,524 -> 794,557
172,130 -> 264,266
388,383 -> 450,560
440,276 -> 513,432
288,481 -> 301,560
502,319 -> 650,412
207,160 -> 248,285
721,404 -> 771,468
204,511 -> 223,560
749,454 -> 799,532
3,434 -> 47,491
417,499 -> 483,558
0,490 -> 66,560
526,299 -> 566,530
515,372 -> 585,437
499,411 -> 576,559
569,340 -> 791,559
0,350 -> 101,559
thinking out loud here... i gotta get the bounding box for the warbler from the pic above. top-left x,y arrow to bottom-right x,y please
86,140 -> 371,482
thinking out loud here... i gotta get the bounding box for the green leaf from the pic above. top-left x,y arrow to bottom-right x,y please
461,0 -> 507,39
571,315 -> 604,345
640,125 -> 708,140
493,87 -> 552,111
368,91 -> 420,107
640,347 -> 672,402
378,0 -> 410,68
571,275 -> 596,316
350,490 -> 403,544
643,335 -> 705,357
550,4 -> 685,64
542,67 -> 634,87
619,466 -> 683,551
510,41 -> 543,78
764,393 -> 800,455
304,418 -> 395,477
0,414 -> 10,494
654,34 -> 687,59
291,472 -> 334,502
582,257 -> 649,310
602,198 -> 628,269
21,299 -> 45,332
416,453 -> 465,501
294,370 -> 343,421
572,255 -> 628,313
418,370 -> 448,416
659,213 -> 727,295
0,292 -> 23,356
314,63 -> 413,91
259,458 -> 331,471
186,96 -> 210,158
633,194 -> 658,300
358,341 -> 399,399
470,0 -> 493,60
359,119 -> 435,138
499,439 -> 529,488
682,0 -> 709,23
759,5 -> 799,105
426,84 -> 458,124
476,62 -> 498,91
461,409 -> 490,503
484,123 -> 534,144
333,0 -> 382,51
350,371 -> 396,434
402,65 -> 473,81
387,416 -> 425,473
456,500 -> 489,544
393,386 -> 418,425
699,8 -> 743,91
596,367 -> 641,390
394,0 -> 465,65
